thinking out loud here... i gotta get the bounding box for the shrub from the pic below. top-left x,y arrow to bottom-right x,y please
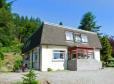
107,62 -> 114,67
0,51 -> 4,60
47,68 -> 53,72
0,52 -> 4,70
106,58 -> 114,67
0,52 -> 22,72
22,69 -> 39,84
13,54 -> 22,72
13,59 -> 21,72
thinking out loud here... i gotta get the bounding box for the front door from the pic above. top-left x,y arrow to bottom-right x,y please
67,52 -> 77,71
31,48 -> 40,70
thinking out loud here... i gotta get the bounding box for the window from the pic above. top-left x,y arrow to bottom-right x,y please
78,49 -> 86,59
34,52 -> 38,60
65,31 -> 73,41
74,33 -> 82,42
53,50 -> 65,60
78,53 -> 84,59
65,31 -> 88,43
33,52 -> 38,62
81,34 -> 88,43
74,33 -> 88,43
72,53 -> 76,60
77,49 -> 94,59
87,51 -> 94,59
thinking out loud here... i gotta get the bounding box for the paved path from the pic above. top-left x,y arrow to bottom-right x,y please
0,68 -> 114,84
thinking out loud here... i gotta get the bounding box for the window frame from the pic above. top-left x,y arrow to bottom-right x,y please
74,33 -> 82,43
65,31 -> 74,41
81,34 -> 88,43
74,33 -> 88,43
71,53 -> 77,60
52,50 -> 65,61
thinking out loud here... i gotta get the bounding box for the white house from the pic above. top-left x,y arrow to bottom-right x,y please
22,22 -> 102,71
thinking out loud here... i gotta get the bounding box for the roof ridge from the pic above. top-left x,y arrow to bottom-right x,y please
44,21 -> 97,34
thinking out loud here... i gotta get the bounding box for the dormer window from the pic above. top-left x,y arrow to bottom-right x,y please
74,33 -> 82,42
81,34 -> 88,43
74,33 -> 88,43
65,31 -> 88,43
65,31 -> 73,41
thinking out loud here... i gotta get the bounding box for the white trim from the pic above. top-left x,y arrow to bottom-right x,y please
52,50 -> 65,60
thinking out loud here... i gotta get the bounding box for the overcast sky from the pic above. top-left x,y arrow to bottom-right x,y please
12,0 -> 114,36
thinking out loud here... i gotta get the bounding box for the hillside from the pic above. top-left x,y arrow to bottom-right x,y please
0,0 -> 41,71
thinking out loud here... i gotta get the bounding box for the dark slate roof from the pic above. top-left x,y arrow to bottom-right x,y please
22,22 -> 102,53
22,24 -> 43,53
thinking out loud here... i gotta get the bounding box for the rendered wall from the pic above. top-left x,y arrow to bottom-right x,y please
41,45 -> 68,71
94,49 -> 101,62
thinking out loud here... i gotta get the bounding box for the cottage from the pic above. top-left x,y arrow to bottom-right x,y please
22,22 -> 102,71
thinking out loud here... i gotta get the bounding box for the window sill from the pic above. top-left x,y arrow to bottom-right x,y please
52,59 -> 64,62
82,42 -> 88,44
74,42 -> 88,44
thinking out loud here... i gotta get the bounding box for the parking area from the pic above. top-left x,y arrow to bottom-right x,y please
0,68 -> 114,84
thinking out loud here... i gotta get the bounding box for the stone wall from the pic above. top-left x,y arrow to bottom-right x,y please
68,59 -> 102,71
67,59 -> 77,71
77,59 -> 102,70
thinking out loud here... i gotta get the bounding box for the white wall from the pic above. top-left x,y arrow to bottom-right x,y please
94,49 -> 101,62
41,45 -> 68,71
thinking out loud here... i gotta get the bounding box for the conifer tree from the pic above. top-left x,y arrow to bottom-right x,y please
100,36 -> 112,62
78,12 -> 101,33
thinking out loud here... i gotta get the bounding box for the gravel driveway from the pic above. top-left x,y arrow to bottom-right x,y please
0,68 -> 114,84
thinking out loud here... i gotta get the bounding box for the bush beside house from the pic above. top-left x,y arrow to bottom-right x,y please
0,53 -> 22,72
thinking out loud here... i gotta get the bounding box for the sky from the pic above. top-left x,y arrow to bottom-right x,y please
12,0 -> 114,35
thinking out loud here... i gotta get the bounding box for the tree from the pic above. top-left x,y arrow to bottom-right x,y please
0,51 -> 4,60
0,0 -> 42,72
0,0 -> 41,53
78,12 -> 101,33
100,35 -> 112,62
0,8 -> 15,47
13,14 -> 42,43
108,36 -> 114,57
0,0 -> 15,11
